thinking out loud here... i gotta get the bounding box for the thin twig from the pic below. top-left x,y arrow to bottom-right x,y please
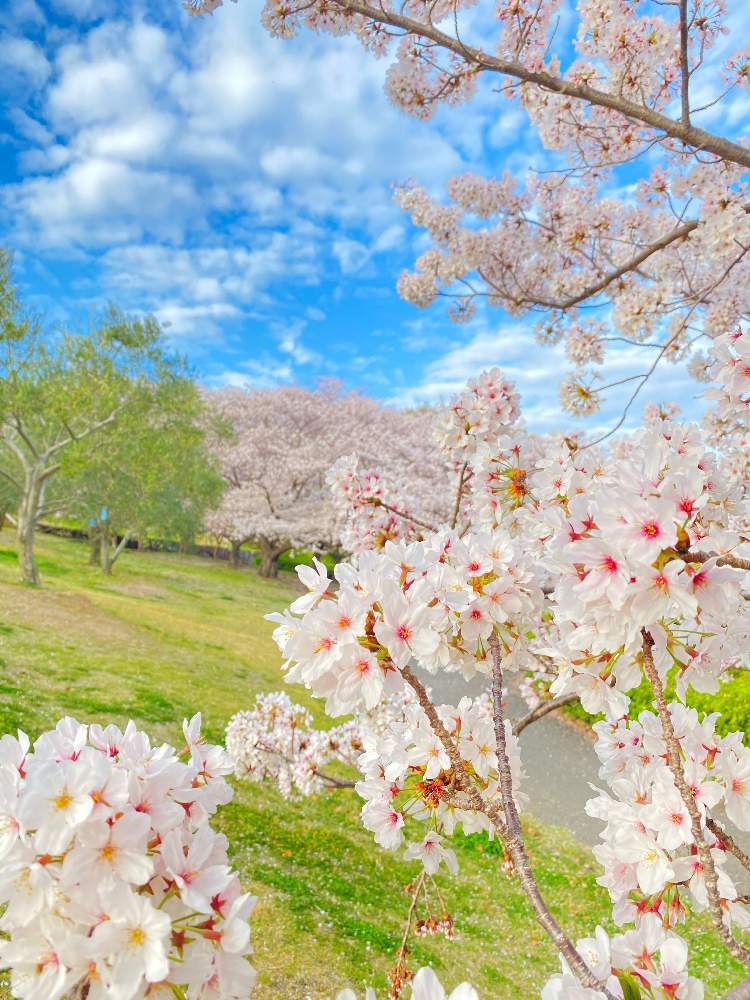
366,497 -> 437,533
706,817 -> 750,875
512,693 -> 579,736
450,461 -> 469,531
489,635 -> 615,996
641,630 -> 750,969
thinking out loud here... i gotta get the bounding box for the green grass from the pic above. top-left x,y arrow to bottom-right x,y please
566,668 -> 750,740
0,528 -> 746,997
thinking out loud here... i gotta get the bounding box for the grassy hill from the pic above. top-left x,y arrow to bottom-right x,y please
0,528 -> 744,998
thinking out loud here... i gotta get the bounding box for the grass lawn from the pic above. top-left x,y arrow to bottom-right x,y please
0,527 -> 746,998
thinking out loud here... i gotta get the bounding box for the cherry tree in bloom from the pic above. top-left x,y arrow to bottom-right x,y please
205,385 -> 450,574
0,714 -> 255,1000
204,383 -> 384,575
327,405 -> 454,555
242,355 -> 750,998
189,0 -> 750,430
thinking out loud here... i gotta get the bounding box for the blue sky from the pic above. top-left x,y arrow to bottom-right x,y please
0,0 -> 748,434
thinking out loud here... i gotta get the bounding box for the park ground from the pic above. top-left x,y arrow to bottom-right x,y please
0,527 -> 745,998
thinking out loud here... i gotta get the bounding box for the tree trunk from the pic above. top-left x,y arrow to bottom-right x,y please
100,524 -> 112,576
230,540 -> 243,569
88,524 -> 100,566
0,508 -> 6,533
16,467 -> 43,586
109,531 -> 132,571
258,537 -> 286,578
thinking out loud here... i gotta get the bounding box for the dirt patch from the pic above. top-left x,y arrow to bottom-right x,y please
1,583 -> 137,647
106,581 -> 171,601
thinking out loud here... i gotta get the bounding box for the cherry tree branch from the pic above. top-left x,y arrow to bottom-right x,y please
706,817 -> 750,876
641,630 -> 750,970
400,665 -> 493,818
316,771 -> 358,789
678,0 -> 691,128
488,634 -> 616,996
680,550 -> 750,572
365,497 -> 437,532
546,220 -> 698,310
395,871 -> 426,971
336,0 -> 750,168
511,692 -> 579,736
450,461 -> 469,530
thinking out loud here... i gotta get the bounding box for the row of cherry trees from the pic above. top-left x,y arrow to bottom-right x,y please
203,383 -> 452,577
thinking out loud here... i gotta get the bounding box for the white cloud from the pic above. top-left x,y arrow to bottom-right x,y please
2,1 -> 472,255
332,237 -> 369,275
393,323 -> 704,435
6,159 -> 197,247
205,357 -> 295,388
274,319 -> 320,365
154,302 -> 241,340
0,34 -> 50,89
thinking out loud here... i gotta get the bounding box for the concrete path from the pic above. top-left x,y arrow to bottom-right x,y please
419,669 -> 750,867
419,669 -> 603,845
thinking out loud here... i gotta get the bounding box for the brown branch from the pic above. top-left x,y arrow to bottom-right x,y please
512,693 -> 579,736
706,817 -> 750,875
317,770 -> 358,789
678,0 -> 691,128
366,497 -> 437,533
641,630 -> 750,969
680,550 -> 750,572
395,871 -> 426,968
550,220 -> 698,310
336,0 -> 750,168
488,634 -> 615,996
400,665 -> 492,818
450,461 -> 469,530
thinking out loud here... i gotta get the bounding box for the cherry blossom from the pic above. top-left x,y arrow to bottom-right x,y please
0,715 -> 255,1000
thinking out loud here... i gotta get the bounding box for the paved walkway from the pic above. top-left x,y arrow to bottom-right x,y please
420,669 -> 602,844
419,669 -> 750,866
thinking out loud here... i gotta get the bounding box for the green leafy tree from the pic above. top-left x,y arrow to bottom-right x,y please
0,472 -> 18,532
0,253 -> 191,585
61,381 -> 224,575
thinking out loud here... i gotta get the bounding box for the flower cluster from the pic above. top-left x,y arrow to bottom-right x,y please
327,455 -> 422,553
706,325 -> 750,423
225,688 -> 421,799
436,368 -> 520,460
559,375 -> 601,418
543,421 -> 748,715
226,691 -> 361,798
587,704 -> 750,932
356,691 -> 520,868
268,527 -> 542,717
542,916 -> 704,999
0,715 -> 255,1000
